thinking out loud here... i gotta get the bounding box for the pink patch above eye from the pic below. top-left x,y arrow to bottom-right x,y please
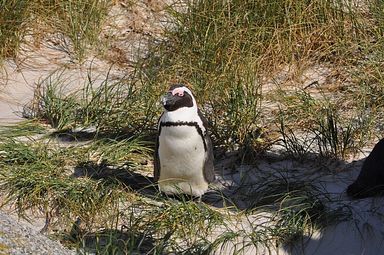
172,87 -> 185,97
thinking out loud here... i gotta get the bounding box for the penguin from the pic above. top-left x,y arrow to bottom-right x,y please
347,138 -> 384,199
154,84 -> 215,197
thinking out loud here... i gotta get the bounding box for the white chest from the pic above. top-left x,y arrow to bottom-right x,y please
158,125 -> 206,179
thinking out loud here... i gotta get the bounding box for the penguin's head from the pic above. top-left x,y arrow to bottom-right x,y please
161,84 -> 196,112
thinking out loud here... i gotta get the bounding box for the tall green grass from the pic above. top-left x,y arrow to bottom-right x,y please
4,0 -> 381,157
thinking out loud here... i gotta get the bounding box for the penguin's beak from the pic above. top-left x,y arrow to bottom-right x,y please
161,92 -> 177,107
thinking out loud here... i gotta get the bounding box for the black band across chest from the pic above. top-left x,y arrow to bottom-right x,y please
159,121 -> 207,151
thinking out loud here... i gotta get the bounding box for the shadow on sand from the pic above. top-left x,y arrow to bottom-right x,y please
73,160 -> 157,197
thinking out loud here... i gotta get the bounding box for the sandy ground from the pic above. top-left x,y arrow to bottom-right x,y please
0,1 -> 383,254
212,151 -> 384,254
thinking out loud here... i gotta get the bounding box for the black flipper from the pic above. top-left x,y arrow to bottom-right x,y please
153,113 -> 164,183
198,109 -> 215,183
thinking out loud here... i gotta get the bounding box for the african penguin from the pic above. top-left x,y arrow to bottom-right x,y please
154,84 -> 215,197
347,138 -> 384,199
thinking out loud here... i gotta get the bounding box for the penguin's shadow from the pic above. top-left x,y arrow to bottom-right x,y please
72,160 -> 235,207
50,128 -> 155,143
73,161 -> 158,197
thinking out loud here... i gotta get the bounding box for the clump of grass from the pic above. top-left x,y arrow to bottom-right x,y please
64,195 -> 224,254
0,138 -> 44,165
276,89 -> 374,159
129,200 -> 223,253
70,228 -> 157,254
53,0 -> 111,61
0,139 -> 126,227
0,0 -> 112,64
0,133 -> 155,235
268,187 -> 328,244
0,1 -> 31,60
77,72 -> 159,135
277,112 -> 315,159
231,174 -> 348,251
209,79 -> 263,152
311,106 -> 373,158
0,118 -> 155,232
78,136 -> 153,166
29,71 -> 79,129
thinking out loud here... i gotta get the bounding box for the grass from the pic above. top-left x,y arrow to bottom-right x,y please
134,0 -> 374,154
0,1 -> 30,60
50,0 -> 111,61
28,67 -> 160,134
0,120 -> 47,138
2,0 -> 384,254
0,138 -> 127,224
4,0 -> 382,155
276,89 -> 375,159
